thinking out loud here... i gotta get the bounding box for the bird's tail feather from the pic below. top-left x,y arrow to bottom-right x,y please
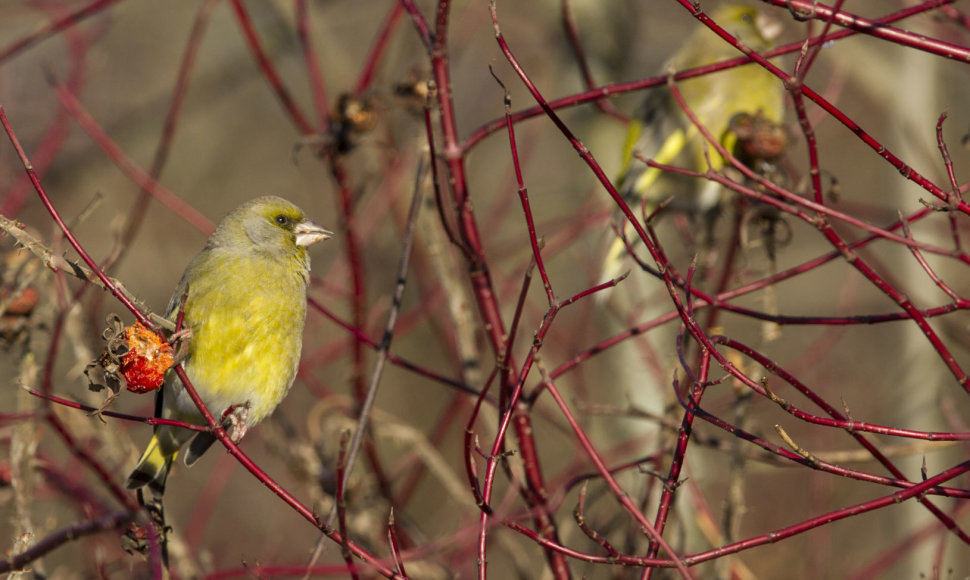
125,434 -> 174,495
126,425 -> 194,495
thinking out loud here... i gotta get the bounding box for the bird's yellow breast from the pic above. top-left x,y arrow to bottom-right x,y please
169,250 -> 307,425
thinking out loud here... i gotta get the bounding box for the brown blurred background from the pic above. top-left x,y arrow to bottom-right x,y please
1,1 -> 969,578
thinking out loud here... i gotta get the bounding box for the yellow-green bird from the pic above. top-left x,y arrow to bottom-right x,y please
605,4 -> 784,277
126,196 -> 332,495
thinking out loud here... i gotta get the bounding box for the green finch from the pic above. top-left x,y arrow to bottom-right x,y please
605,4 -> 785,277
126,196 -> 332,495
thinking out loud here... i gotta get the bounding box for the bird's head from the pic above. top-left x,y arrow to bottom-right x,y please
209,196 -> 333,258
713,5 -> 781,53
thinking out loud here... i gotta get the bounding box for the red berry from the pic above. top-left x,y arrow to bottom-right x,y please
119,323 -> 174,393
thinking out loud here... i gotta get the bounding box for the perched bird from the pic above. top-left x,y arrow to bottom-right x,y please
126,196 -> 332,495
605,4 -> 785,277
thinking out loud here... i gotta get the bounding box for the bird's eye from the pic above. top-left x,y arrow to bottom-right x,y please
740,12 -> 754,24
275,214 -> 289,226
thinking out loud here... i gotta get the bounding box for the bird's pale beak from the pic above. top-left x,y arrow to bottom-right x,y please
756,13 -> 782,42
295,220 -> 333,247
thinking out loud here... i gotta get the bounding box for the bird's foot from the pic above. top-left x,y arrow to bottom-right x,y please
221,402 -> 251,443
168,327 -> 193,365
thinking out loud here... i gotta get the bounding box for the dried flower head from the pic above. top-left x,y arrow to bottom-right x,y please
728,111 -> 788,163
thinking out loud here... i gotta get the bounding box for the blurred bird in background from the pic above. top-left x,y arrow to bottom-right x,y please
125,196 -> 332,495
604,4 -> 786,280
